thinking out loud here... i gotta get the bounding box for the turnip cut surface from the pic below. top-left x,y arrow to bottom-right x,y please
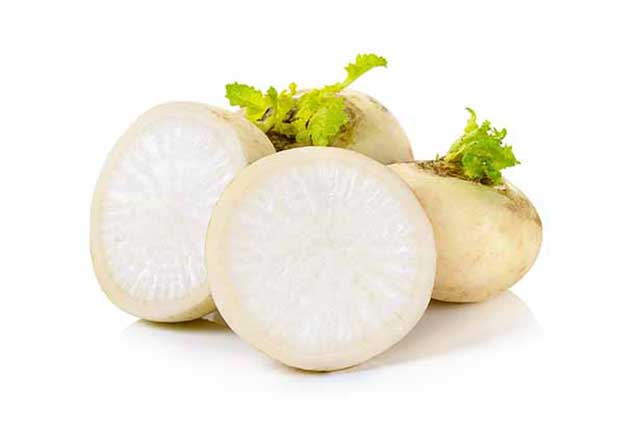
91,102 -> 275,322
206,148 -> 436,371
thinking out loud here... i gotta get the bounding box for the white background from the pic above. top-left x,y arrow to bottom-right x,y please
1,1 -> 638,433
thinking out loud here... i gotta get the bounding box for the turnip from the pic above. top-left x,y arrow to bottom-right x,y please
225,53 -> 413,164
90,102 -> 275,322
205,147 -> 436,371
389,109 -> 542,303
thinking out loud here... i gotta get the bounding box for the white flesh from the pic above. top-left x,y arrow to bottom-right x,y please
206,148 -> 436,371
91,102 -> 275,322
389,163 -> 542,303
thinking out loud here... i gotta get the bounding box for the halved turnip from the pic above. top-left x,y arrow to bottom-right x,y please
91,102 -> 275,322
390,162 -> 542,302
206,147 -> 436,371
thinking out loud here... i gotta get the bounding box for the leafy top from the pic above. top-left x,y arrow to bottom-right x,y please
443,108 -> 519,185
225,53 -> 387,147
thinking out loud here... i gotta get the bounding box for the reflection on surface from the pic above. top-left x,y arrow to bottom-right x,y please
121,291 -> 539,371
124,317 -> 227,335
121,318 -> 236,356
358,291 -> 540,370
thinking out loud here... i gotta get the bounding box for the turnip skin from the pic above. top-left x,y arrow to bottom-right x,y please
389,162 -> 542,303
336,90 -> 414,164
91,102 -> 275,322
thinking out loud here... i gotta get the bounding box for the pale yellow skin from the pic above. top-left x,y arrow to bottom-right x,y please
337,90 -> 414,164
91,102 -> 275,322
389,162 -> 542,303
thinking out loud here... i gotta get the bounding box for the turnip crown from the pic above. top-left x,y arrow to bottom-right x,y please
442,108 -> 520,186
225,53 -> 387,147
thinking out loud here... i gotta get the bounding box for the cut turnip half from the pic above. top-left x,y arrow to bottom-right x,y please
206,147 -> 436,371
91,102 -> 275,322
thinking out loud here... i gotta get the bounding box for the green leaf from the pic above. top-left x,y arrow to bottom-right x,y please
224,83 -> 269,125
340,53 -> 387,90
444,108 -> 519,185
271,84 -> 295,125
307,97 -> 348,146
